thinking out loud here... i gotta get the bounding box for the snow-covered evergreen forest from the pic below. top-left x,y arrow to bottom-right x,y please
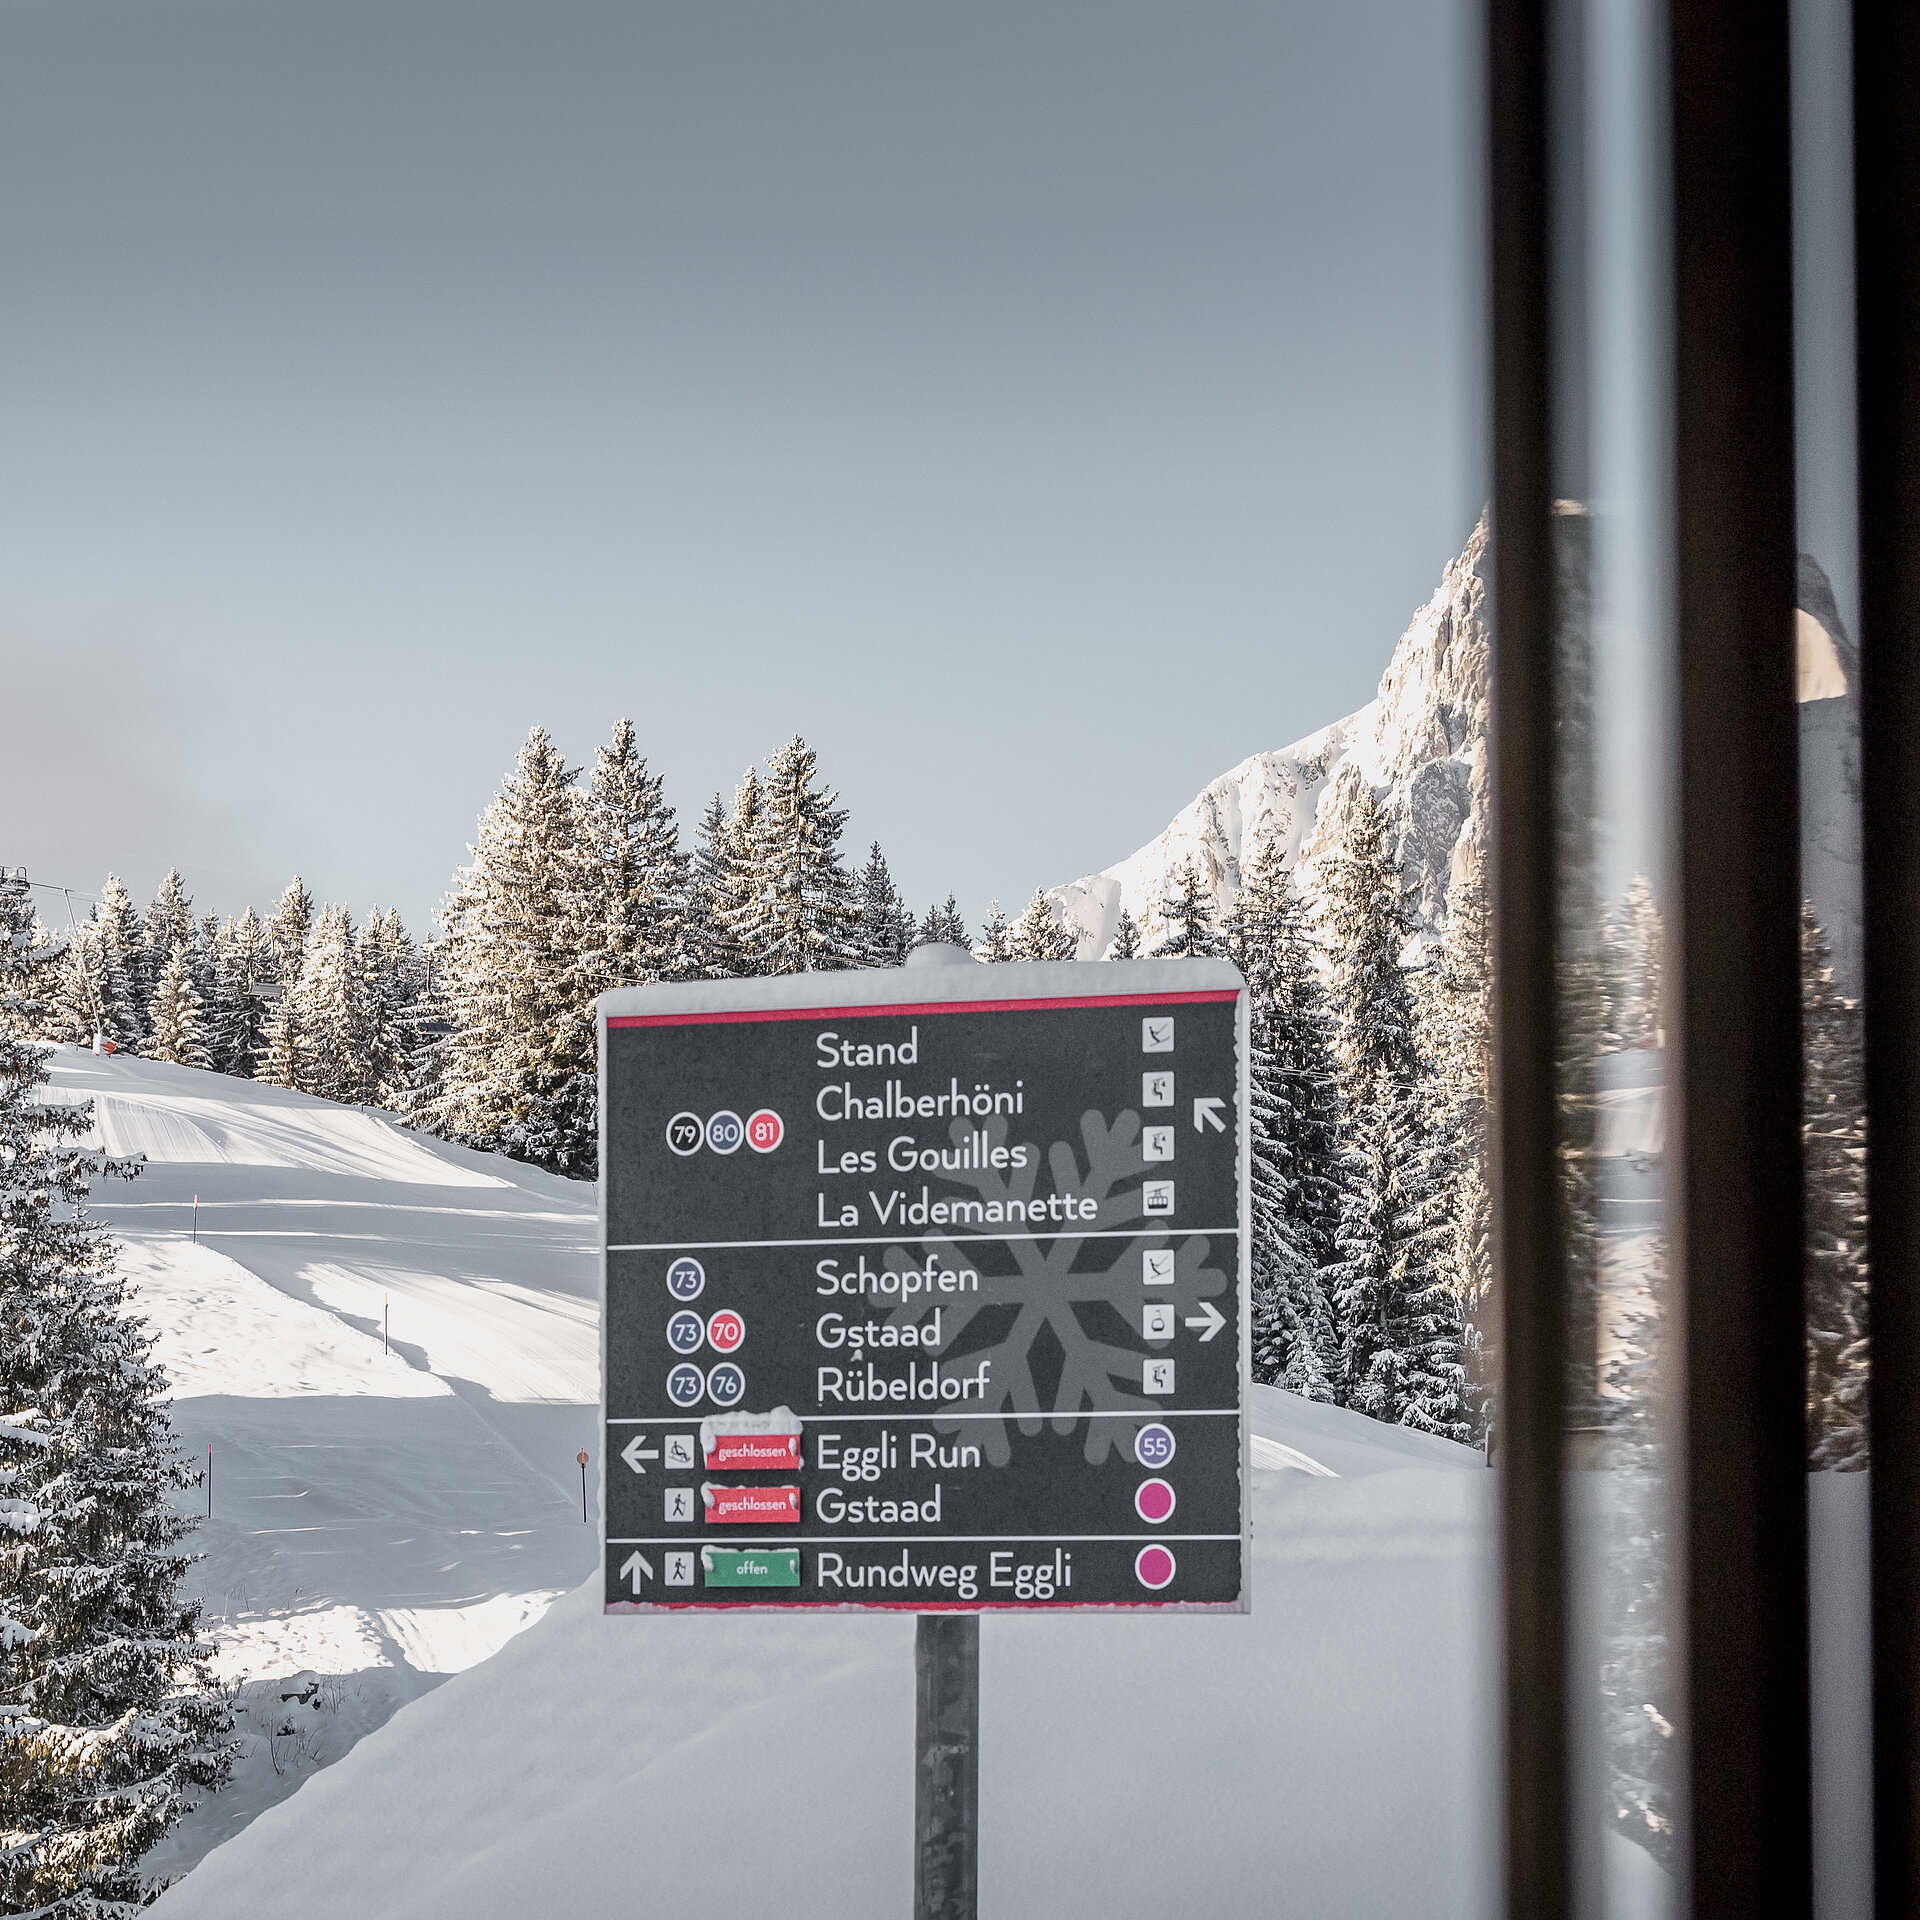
0,704 -> 1873,1901
2,873 -> 236,1913
11,718 -> 1867,1457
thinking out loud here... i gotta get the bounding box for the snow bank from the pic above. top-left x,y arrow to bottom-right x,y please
151,1401 -> 1511,1920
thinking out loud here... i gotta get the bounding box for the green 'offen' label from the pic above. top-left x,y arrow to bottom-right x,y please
702,1548 -> 801,1588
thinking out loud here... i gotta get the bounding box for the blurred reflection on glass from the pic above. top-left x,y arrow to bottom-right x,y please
1790,1 -> 1871,1914
1545,0 -> 1684,1912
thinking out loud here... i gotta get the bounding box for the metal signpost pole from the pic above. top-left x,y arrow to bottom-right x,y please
596,945 -> 1249,1908
914,1614 -> 978,1920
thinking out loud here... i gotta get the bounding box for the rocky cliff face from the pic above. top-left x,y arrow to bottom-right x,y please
1054,516 -> 1859,986
1053,512 -> 1493,955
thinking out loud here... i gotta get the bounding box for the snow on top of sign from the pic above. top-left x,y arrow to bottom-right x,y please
599,955 -> 1243,1024
699,1406 -> 803,1453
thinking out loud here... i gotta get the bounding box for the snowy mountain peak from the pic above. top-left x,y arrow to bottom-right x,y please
1056,513 -> 1492,956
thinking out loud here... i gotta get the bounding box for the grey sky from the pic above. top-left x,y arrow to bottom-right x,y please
2,0 -> 1485,938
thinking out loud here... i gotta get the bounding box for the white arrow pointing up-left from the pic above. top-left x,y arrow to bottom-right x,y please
621,1435 -> 660,1474
1193,1096 -> 1228,1134
1183,1300 -> 1228,1341
620,1551 -> 653,1593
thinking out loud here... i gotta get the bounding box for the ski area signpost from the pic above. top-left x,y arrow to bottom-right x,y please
597,946 -> 1248,1914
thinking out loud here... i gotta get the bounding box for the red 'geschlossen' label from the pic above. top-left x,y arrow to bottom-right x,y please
702,1483 -> 800,1524
704,1432 -> 802,1471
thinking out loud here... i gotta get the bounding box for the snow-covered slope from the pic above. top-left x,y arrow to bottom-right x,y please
39,1048 -> 600,1875
150,1384 -> 1519,1920
1054,515 -> 1491,956
41,1051 -> 1694,1916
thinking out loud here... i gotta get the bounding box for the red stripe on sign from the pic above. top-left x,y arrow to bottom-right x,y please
703,1484 -> 801,1524
608,989 -> 1238,1030
705,1433 -> 803,1471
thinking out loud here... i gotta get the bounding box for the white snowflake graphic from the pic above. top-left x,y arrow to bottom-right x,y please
878,1107 -> 1231,1465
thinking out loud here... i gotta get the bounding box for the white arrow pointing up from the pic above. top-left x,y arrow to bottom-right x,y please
1193,1096 -> 1228,1134
1184,1300 -> 1227,1341
621,1435 -> 660,1474
620,1551 -> 653,1593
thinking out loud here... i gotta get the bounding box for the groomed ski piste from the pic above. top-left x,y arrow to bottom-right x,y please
40,1045 -> 1679,1918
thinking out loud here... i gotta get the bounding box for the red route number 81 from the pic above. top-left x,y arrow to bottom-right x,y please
746,1109 -> 784,1153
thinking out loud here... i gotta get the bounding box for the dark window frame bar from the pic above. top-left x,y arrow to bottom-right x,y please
1667,2 -> 1812,1915
1491,3 -> 1814,1915
1854,5 -> 1920,1915
1486,2 -> 1571,1918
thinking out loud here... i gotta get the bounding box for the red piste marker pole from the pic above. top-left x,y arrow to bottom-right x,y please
207,1444 -> 212,1519
192,1195 -> 199,1243
579,1449 -> 589,1524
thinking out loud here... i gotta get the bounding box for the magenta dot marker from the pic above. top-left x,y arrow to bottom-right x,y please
1134,1544 -> 1177,1590
1134,1477 -> 1177,1524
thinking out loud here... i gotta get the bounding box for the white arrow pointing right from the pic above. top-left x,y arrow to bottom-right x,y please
621,1435 -> 660,1474
1192,1096 -> 1228,1134
1183,1300 -> 1227,1341
620,1550 -> 653,1594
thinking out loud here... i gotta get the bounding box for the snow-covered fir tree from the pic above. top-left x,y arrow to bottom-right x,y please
194,912 -> 222,1004
974,902 -> 1012,963
1421,852 -> 1494,1311
32,924 -> 119,1053
398,940 -> 451,1128
1329,1104 -> 1467,1437
92,878 -> 147,1046
1226,840 -> 1342,1398
255,981 -> 311,1095
856,844 -> 914,969
264,877 -> 314,989
1007,888 -> 1077,963
1108,907 -> 1141,960
140,870 -> 196,1015
0,921 -> 233,1911
0,873 -> 56,1039
143,947 -> 212,1070
422,729 -> 597,1173
354,911 -> 419,1108
1318,774 -> 1467,1437
1802,902 -> 1868,1469
685,794 -> 742,979
1148,857 -> 1222,959
736,737 -> 861,975
915,896 -> 968,951
708,771 -> 769,979
579,720 -> 688,992
299,907 -> 371,1104
206,909 -> 273,1078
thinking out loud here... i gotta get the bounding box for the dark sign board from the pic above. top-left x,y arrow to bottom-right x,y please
598,955 -> 1248,1612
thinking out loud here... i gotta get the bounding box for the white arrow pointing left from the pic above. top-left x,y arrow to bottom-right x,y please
1184,1300 -> 1227,1341
620,1551 -> 653,1594
621,1435 -> 660,1474
1193,1096 -> 1228,1134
